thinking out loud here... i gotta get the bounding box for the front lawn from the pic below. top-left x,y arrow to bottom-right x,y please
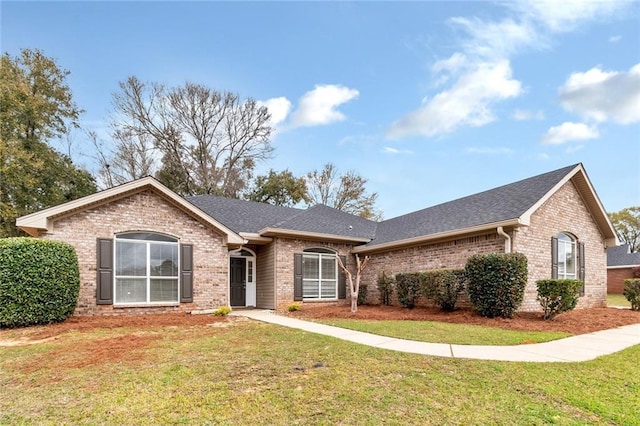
608,293 -> 631,308
316,319 -> 570,345
1,318 -> 639,424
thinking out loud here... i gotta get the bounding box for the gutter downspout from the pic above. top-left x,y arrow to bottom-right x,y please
497,226 -> 512,253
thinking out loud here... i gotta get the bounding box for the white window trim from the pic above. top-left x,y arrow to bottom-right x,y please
302,252 -> 338,301
114,236 -> 180,306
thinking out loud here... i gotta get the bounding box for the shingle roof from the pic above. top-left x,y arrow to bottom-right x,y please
187,195 -> 303,234
272,204 -> 377,240
187,196 -> 377,240
187,164 -> 586,246
366,164 -> 578,248
607,244 -> 640,267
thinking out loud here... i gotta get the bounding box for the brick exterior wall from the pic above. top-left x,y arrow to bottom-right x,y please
361,233 -> 504,306
42,189 -> 229,316
607,267 -> 636,293
272,237 -> 354,311
512,180 -> 607,310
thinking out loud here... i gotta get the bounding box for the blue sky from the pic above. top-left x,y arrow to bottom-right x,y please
2,1 -> 639,218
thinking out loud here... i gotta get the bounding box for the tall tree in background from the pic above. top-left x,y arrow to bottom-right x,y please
0,49 -> 96,237
246,169 -> 309,207
609,207 -> 640,252
108,77 -> 273,197
306,163 -> 381,220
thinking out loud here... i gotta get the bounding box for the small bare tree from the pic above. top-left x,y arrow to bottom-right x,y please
306,163 -> 381,220
337,254 -> 370,313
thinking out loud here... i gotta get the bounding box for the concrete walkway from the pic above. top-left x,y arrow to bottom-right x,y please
232,310 -> 640,363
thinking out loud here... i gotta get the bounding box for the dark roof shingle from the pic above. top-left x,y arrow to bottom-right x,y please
607,244 -> 640,267
367,164 -> 578,247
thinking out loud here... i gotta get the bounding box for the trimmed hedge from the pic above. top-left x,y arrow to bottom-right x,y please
465,252 -> 528,318
422,269 -> 466,312
377,271 -> 395,306
623,278 -> 640,311
395,273 -> 422,309
536,279 -> 582,320
0,238 -> 80,328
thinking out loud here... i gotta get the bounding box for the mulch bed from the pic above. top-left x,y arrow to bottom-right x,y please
288,304 -> 640,335
1,305 -> 639,343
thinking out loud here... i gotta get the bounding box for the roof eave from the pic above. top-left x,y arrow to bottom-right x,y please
353,219 -> 522,254
259,227 -> 372,244
607,264 -> 640,269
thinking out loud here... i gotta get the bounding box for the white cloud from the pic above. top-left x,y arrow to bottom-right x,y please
383,146 -> 413,154
258,97 -> 292,127
388,60 -> 522,138
511,0 -> 625,33
559,63 -> 640,124
512,109 -> 545,121
289,84 -> 359,127
448,16 -> 539,59
387,0 -> 630,140
542,122 -> 599,144
465,146 -> 514,155
609,35 -> 622,43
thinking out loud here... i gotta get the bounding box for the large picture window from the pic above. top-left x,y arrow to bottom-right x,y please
115,233 -> 179,304
302,248 -> 337,300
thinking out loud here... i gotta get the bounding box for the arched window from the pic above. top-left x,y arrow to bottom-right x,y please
302,248 -> 338,299
555,232 -> 576,279
115,232 -> 179,304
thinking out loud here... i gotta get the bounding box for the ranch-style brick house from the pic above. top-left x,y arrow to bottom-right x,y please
16,163 -> 618,316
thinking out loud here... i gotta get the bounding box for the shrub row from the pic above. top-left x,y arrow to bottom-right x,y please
380,268 -> 466,311
0,238 -> 80,328
377,253 -> 529,318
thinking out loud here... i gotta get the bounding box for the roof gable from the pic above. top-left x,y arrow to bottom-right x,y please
17,177 -> 245,245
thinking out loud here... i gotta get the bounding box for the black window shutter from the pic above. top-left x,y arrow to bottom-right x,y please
96,238 -> 113,305
180,244 -> 193,303
294,253 -> 303,301
578,241 -> 586,295
338,255 -> 347,299
551,236 -> 558,279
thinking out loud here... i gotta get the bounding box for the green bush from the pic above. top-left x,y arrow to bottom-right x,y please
213,305 -> 232,316
465,252 -> 528,318
377,271 -> 395,305
357,284 -> 368,306
395,273 -> 422,309
287,302 -> 301,312
0,238 -> 80,328
422,269 -> 466,312
623,278 -> 640,311
536,279 -> 582,320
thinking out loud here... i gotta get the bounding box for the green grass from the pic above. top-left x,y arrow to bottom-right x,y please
316,319 -> 570,345
1,321 -> 639,425
608,293 -> 631,307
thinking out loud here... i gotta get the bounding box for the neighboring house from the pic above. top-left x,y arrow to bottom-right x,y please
606,244 -> 640,293
16,163 -> 617,316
